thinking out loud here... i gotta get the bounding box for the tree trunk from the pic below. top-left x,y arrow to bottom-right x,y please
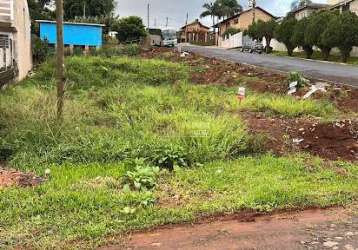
56,0 -> 65,121
340,47 -> 352,63
265,37 -> 271,54
303,45 -> 313,59
320,47 -> 331,61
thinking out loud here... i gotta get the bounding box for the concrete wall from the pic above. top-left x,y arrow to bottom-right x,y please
13,0 -> 32,80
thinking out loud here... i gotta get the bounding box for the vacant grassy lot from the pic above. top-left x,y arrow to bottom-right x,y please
0,54 -> 357,249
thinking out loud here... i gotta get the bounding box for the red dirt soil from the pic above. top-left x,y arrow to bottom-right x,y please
0,166 -> 43,188
243,113 -> 358,162
101,208 -> 351,250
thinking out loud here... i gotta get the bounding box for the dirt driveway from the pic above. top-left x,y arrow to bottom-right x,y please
101,208 -> 358,250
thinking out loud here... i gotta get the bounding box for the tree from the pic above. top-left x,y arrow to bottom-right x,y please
112,16 -> 147,43
274,16 -> 297,56
305,10 -> 338,60
216,0 -> 243,19
291,17 -> 313,58
200,2 -> 220,26
321,11 -> 358,62
246,21 -> 263,41
63,0 -> 115,20
291,0 -> 312,10
261,19 -> 277,53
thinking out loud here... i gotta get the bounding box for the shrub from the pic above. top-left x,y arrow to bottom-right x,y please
222,27 -> 241,38
288,71 -> 308,88
122,159 -> 160,191
32,35 -> 50,65
112,16 -> 147,43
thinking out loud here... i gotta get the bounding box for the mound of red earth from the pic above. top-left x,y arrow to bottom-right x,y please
295,120 -> 358,162
0,167 -> 43,188
244,113 -> 358,162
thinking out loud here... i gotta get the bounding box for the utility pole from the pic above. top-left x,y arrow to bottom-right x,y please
185,12 -> 188,42
249,0 -> 256,24
147,2 -> 150,29
165,17 -> 169,27
154,18 -> 157,27
83,2 -> 86,18
56,0 -> 65,121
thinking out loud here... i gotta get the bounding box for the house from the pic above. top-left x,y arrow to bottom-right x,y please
0,0 -> 32,85
214,6 -> 276,47
328,0 -> 358,15
179,19 -> 210,43
290,3 -> 330,20
37,20 -> 104,51
215,7 -> 276,37
148,28 -> 162,46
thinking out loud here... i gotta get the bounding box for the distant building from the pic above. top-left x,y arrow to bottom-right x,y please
329,0 -> 358,15
0,0 -> 32,85
290,3 -> 330,20
179,19 -> 210,43
215,7 -> 276,37
214,7 -> 276,47
37,20 -> 104,50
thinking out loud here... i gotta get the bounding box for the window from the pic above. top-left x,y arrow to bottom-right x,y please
0,0 -> 13,22
234,18 -> 239,24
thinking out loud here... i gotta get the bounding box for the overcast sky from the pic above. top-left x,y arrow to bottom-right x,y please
115,0 -> 327,29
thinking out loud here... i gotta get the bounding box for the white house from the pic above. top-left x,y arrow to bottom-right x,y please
0,0 -> 32,85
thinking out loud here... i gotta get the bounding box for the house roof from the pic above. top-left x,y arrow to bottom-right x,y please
290,3 -> 330,14
329,0 -> 356,9
36,20 -> 105,27
213,6 -> 277,28
180,19 -> 210,30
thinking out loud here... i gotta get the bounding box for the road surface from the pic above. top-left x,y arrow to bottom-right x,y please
182,45 -> 358,88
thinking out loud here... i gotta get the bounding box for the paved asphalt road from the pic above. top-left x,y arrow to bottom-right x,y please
182,45 -> 358,88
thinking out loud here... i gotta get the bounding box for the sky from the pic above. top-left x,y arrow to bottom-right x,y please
115,0 -> 327,29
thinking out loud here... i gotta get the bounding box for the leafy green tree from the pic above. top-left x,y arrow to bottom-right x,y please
305,10 -> 338,60
112,16 -> 147,43
246,21 -> 263,41
260,19 -> 278,53
321,11 -> 358,62
222,27 -> 240,38
63,0 -> 115,20
291,17 -> 313,58
274,16 -> 297,56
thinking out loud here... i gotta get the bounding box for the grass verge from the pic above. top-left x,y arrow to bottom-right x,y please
0,155 -> 357,248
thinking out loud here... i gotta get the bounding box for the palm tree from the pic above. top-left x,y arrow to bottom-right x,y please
216,0 -> 243,19
200,2 -> 220,26
291,0 -> 312,11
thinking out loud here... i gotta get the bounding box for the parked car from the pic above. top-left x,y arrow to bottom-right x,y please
241,40 -> 264,54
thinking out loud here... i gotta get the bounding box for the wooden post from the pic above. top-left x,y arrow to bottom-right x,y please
56,0 -> 65,121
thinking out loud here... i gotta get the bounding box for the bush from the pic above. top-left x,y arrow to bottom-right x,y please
112,16 -> 147,43
222,27 -> 240,38
288,71 -> 308,88
93,44 -> 140,57
32,35 -> 50,65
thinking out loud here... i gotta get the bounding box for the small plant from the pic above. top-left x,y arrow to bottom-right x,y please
150,145 -> 189,170
288,71 -> 308,88
122,159 -> 160,192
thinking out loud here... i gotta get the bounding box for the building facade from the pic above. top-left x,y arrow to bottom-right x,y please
179,19 -> 210,44
37,20 -> 104,50
215,7 -> 276,47
0,0 -> 32,85
329,0 -> 358,15
215,7 -> 276,37
290,3 -> 330,20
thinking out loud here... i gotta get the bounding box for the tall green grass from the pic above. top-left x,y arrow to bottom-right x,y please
0,57 -> 253,169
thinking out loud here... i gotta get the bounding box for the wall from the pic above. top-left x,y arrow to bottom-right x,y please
350,0 -> 358,14
295,9 -> 316,20
13,0 -> 32,81
40,22 -> 103,47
